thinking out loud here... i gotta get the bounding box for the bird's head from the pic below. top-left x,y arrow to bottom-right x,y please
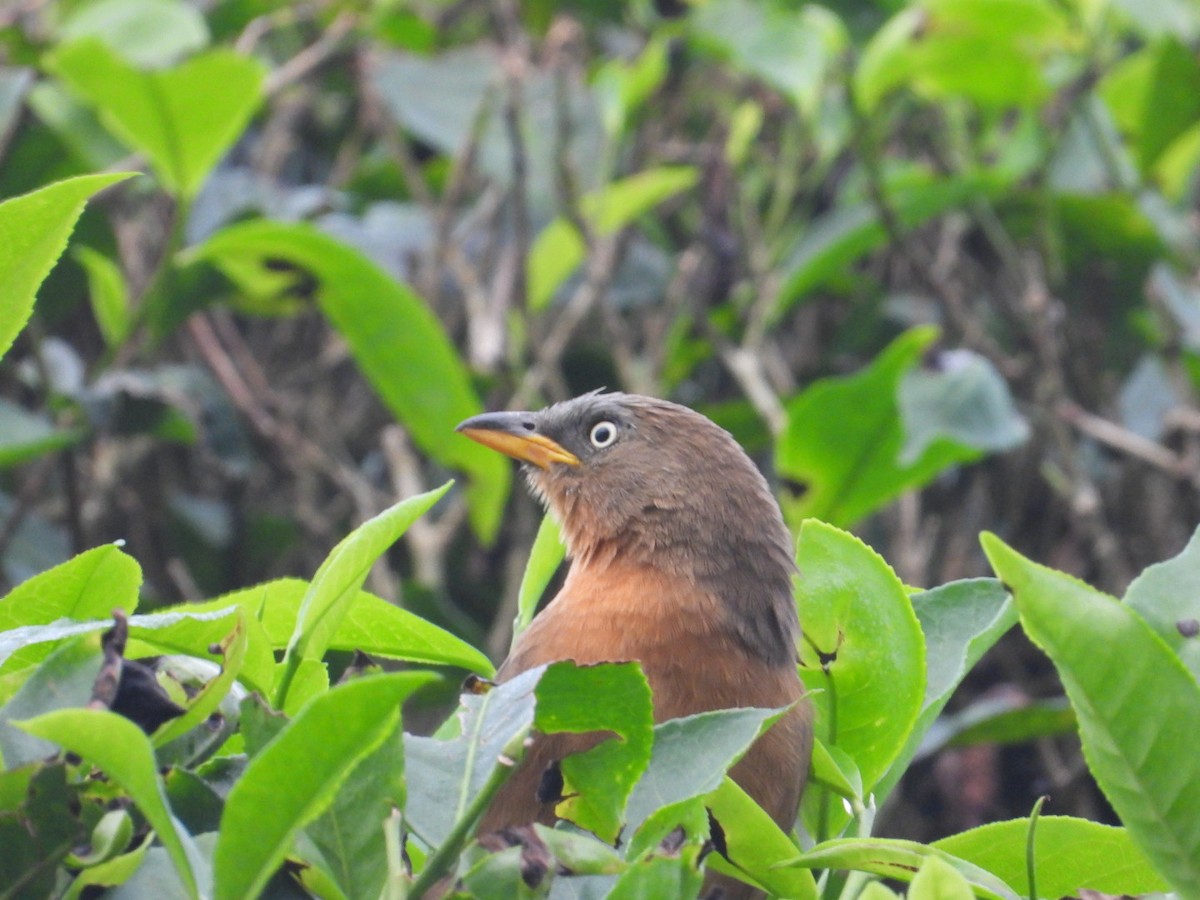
457,392 -> 798,661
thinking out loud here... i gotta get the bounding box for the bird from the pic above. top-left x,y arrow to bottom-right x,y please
456,391 -> 811,895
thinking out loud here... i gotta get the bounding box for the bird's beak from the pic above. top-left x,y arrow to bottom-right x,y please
456,411 -> 581,470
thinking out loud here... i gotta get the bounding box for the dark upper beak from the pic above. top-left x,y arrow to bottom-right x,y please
456,411 -> 581,470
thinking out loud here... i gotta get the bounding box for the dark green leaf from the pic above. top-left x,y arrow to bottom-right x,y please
15,708 -> 202,899
213,672 -> 433,900
305,720 -> 406,900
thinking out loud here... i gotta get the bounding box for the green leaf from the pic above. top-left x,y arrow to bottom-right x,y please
280,483 -> 453,703
775,172 -> 1004,317
0,399 -> 83,468
689,0 -> 846,117
933,816 -> 1171,898
982,533 -> 1200,897
909,854 -> 975,900
782,837 -> 1019,900
305,720 -> 406,900
74,245 -> 130,347
514,514 -> 566,640
213,672 -> 432,900
151,613 -> 248,747
404,667 -> 543,848
625,707 -> 785,831
778,327 -> 981,527
0,544 -> 141,673
874,579 -> 1015,801
704,777 -> 818,900
15,709 -> 201,899
528,166 -> 697,310
1123,524 -> 1200,682
46,41 -> 265,199
897,351 -> 1029,464
56,0 -> 209,68
0,764 -> 86,899
808,738 -> 863,802
534,661 -> 654,842
795,521 -> 925,805
0,172 -> 134,362
854,0 -> 1069,112
190,221 -> 510,540
191,577 -> 492,677
0,637 -> 101,768
62,835 -> 151,900
608,851 -> 704,900
922,695 -> 1075,755
1100,37 -> 1200,174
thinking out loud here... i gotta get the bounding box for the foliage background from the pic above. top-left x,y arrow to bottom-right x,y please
1,0 -> 1199,862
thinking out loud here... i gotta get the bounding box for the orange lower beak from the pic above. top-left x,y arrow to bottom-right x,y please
456,412 -> 581,470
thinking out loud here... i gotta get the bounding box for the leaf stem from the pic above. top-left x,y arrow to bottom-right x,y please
406,734 -> 525,898
1026,795 -> 1046,900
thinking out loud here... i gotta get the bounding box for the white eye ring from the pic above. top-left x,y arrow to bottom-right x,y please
589,420 -> 618,448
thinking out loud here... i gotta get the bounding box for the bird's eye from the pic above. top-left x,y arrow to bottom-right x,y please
589,421 -> 618,449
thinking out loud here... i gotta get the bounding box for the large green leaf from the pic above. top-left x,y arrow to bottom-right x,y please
854,0 -> 1069,112
0,172 -> 133,362
1123,524 -> 1200,682
0,544 -> 141,674
190,577 -> 492,676
46,41 -> 264,199
279,483 -> 453,704
982,534 -> 1200,897
213,672 -> 432,900
190,221 -> 510,540
15,709 -> 202,900
796,521 -> 924,836
875,579 -> 1016,802
778,327 -> 981,528
934,816 -> 1170,898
